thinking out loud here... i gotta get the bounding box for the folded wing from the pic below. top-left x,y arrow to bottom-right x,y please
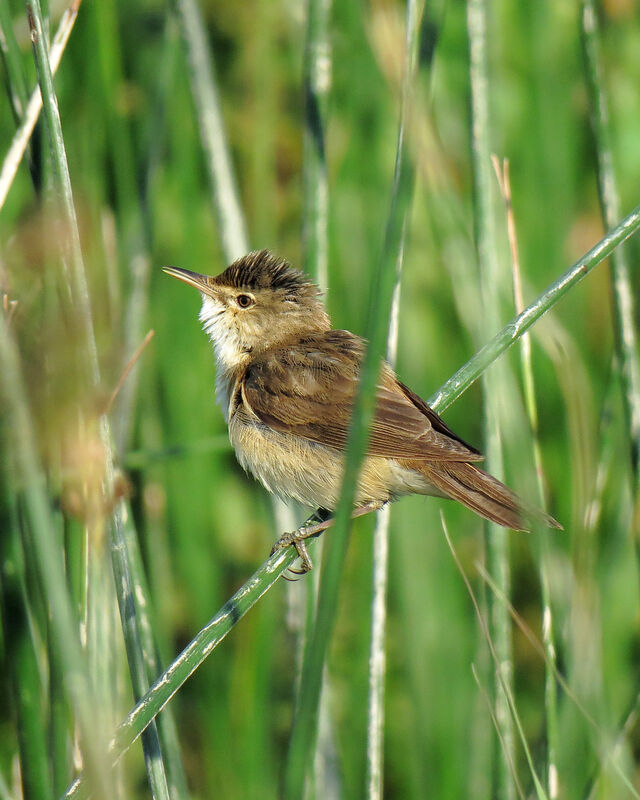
241,330 -> 483,463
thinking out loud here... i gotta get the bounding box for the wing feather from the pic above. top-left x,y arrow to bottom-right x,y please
241,330 -> 483,462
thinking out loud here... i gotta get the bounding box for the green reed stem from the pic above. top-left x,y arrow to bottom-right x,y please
112,508 -> 190,800
110,510 -> 170,800
300,0 -> 334,791
26,0 -> 93,362
366,250 -> 404,800
467,0 -> 514,793
581,0 -> 640,483
302,0 -> 330,292
93,7 -> 188,791
174,0 -> 249,260
495,155 -> 560,798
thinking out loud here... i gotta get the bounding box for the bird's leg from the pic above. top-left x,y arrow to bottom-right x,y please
271,500 -> 385,574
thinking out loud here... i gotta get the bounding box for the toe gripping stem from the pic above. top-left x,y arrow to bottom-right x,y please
270,508 -> 333,574
270,501 -> 385,575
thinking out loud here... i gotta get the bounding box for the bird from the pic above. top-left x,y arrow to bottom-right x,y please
163,249 -> 561,571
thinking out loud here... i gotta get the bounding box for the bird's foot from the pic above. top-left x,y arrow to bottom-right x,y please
270,509 -> 333,574
270,502 -> 386,576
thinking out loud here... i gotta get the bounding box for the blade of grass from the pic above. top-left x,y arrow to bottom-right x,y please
493,156 -> 560,799
471,665 -> 526,800
0,0 -> 81,211
283,1 -> 422,795
60,198 -> 640,799
366,12 -> 445,791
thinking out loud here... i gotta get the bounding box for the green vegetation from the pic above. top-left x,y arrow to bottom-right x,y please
1,1 -> 639,798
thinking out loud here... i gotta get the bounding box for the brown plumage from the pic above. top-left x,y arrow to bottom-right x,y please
164,250 -> 561,560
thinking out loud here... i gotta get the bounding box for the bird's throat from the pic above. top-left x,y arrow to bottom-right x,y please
197,296 -> 249,419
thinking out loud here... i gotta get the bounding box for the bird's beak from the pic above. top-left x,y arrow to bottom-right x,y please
163,266 -> 212,294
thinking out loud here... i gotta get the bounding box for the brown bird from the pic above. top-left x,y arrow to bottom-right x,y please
164,250 -> 561,571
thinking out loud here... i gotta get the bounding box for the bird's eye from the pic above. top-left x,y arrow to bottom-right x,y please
236,294 -> 254,309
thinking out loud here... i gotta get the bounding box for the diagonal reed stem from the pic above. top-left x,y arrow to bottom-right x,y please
61,545 -> 297,800
428,201 -> 640,411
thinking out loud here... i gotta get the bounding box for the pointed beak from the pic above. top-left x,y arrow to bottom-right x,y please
163,266 -> 212,294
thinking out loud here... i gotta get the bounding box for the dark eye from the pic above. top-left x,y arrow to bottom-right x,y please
236,294 -> 254,308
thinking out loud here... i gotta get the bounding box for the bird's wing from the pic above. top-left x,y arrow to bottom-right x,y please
241,330 -> 483,462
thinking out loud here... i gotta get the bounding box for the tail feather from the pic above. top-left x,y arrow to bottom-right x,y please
422,462 -> 562,531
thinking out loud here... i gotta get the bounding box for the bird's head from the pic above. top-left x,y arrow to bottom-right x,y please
163,250 -> 330,372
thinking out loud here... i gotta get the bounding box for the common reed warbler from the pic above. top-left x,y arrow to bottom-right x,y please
164,250 -> 560,571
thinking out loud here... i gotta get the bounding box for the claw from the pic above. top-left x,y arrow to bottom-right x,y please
270,526 -> 316,574
283,568 -> 306,582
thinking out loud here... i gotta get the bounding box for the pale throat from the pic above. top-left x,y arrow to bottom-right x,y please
199,294 -> 250,419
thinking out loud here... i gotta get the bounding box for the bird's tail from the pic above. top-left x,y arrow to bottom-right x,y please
421,462 -> 562,531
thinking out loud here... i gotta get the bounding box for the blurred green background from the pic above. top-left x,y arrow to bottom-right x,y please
1,0 -> 640,798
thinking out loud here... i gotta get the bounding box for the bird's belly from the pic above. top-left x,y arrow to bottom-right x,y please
229,417 -> 342,508
228,415 -> 438,510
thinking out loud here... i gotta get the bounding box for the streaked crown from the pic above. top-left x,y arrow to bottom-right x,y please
213,250 -> 319,299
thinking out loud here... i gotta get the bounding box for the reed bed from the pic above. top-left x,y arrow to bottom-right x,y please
1,1 -> 639,798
